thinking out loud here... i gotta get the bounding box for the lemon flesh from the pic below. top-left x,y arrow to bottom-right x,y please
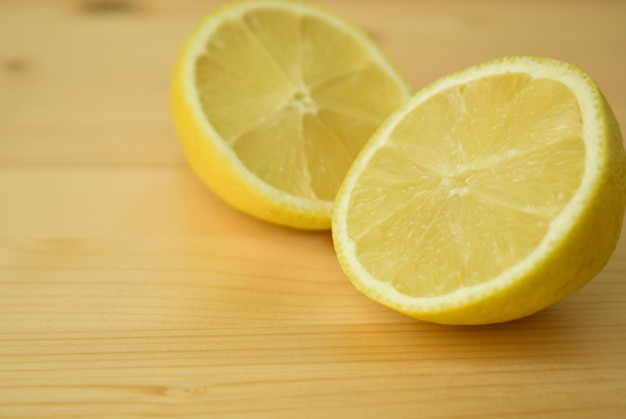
349,74 -> 584,296
172,0 -> 410,229
333,57 -> 626,324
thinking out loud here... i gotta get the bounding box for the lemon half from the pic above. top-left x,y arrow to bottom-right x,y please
171,0 -> 411,229
333,57 -> 626,325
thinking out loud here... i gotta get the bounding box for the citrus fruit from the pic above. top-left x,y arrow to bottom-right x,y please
171,0 -> 411,229
332,56 -> 626,325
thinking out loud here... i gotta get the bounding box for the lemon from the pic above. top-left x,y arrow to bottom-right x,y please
333,56 -> 626,325
171,0 -> 411,229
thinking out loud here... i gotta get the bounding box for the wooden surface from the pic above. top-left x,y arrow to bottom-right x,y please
2,0 -> 626,417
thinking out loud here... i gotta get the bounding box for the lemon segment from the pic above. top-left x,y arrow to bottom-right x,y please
333,57 -> 626,324
171,0 -> 411,229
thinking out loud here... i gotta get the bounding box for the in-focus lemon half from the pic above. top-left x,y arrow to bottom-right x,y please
333,56 -> 626,325
171,0 -> 411,229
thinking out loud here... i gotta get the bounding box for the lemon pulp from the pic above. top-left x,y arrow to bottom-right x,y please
193,6 -> 408,203
346,74 -> 585,297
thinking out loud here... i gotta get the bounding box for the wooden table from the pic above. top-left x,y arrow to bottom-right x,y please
2,1 -> 626,417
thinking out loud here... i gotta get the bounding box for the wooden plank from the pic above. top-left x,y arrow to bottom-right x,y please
1,0 -> 626,417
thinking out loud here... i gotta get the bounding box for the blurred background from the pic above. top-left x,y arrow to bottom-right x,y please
2,0 -> 625,175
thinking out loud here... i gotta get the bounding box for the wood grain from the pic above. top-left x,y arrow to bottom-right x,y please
1,0 -> 626,417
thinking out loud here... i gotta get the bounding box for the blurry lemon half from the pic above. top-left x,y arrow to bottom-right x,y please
171,0 -> 411,229
333,56 -> 626,324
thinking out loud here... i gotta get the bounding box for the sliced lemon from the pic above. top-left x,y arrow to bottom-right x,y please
333,56 -> 626,325
171,0 -> 411,229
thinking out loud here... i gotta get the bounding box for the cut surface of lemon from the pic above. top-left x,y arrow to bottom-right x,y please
333,57 -> 626,325
171,0 -> 411,229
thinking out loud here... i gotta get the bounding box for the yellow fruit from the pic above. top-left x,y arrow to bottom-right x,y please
332,56 -> 626,325
171,0 -> 411,229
